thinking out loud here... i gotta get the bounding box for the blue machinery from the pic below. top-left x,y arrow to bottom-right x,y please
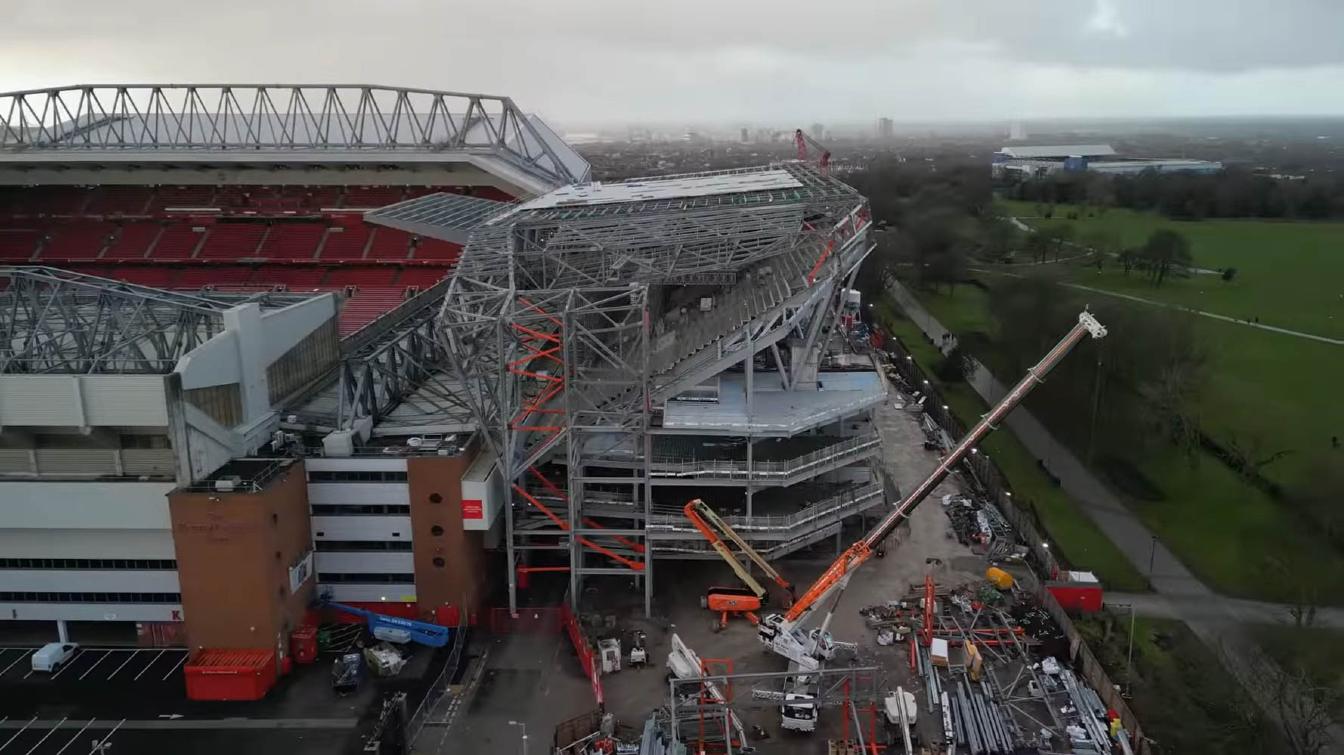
322,600 -> 451,648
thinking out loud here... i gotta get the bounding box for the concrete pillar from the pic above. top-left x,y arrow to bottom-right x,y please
57,619 -> 68,643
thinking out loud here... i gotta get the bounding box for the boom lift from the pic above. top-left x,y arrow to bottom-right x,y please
322,600 -> 451,647
759,311 -> 1107,668
684,498 -> 794,630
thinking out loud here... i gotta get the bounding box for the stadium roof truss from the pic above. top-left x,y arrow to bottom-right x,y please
0,85 -> 588,189
0,266 -> 306,374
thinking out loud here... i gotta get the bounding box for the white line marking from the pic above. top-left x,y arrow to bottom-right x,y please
0,717 -> 36,752
53,719 -> 94,755
162,652 -> 189,681
0,651 -> 25,677
22,716 -> 67,755
49,650 -> 84,679
133,649 -> 167,681
90,719 -> 124,751
21,669 -> 34,680
79,651 -> 114,681
105,650 -> 139,681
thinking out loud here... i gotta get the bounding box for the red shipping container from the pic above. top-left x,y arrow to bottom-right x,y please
290,626 -> 318,665
184,649 -> 278,701
1047,571 -> 1104,614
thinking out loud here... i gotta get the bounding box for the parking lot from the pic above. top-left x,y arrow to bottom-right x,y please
0,646 -> 188,685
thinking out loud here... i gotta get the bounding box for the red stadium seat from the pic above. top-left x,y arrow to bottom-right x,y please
365,227 -> 412,260
85,187 -> 154,216
153,186 -> 217,211
38,222 -> 116,260
397,267 -> 449,288
342,186 -> 405,208
176,266 -> 254,289
318,226 -> 371,260
103,223 -> 163,260
152,225 -> 207,259
325,267 -> 399,286
0,229 -> 40,261
197,223 -> 266,259
258,223 -> 324,260
251,266 -> 330,289
412,238 -> 461,263
338,286 -> 409,336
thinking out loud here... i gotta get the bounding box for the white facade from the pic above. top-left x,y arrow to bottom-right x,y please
310,516 -> 413,541
322,584 -> 417,603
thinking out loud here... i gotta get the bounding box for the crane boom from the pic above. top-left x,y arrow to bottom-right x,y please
777,311 -> 1106,626
685,499 -> 793,598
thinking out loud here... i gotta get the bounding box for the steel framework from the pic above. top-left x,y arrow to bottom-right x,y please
0,84 -> 587,186
0,266 -> 309,374
433,162 -> 878,615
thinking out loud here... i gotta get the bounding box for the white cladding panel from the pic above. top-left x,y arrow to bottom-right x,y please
0,529 -> 177,559
0,482 -> 173,529
307,483 -> 409,506
460,450 -> 503,532
0,602 -> 182,622
314,552 -> 415,574
319,584 -> 417,603
0,375 -> 168,427
0,569 -> 180,592
311,516 -> 412,541
305,458 -> 408,473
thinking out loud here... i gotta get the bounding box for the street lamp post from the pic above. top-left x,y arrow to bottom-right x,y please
507,720 -> 529,755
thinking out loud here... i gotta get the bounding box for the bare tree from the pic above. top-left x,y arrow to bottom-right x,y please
1219,636 -> 1341,755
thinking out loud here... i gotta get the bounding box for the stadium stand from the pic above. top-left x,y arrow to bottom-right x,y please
38,222 -> 113,260
258,222 -> 325,259
103,222 -> 163,260
317,225 -> 371,260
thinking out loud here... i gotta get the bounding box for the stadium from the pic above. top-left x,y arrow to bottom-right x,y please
0,84 -> 880,661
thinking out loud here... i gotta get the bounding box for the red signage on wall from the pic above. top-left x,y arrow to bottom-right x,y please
461,499 -> 484,520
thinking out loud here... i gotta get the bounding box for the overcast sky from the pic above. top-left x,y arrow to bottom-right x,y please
4,0 -> 1343,126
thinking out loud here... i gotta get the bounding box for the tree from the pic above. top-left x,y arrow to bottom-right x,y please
1118,248 -> 1138,276
1051,224 -> 1075,261
1219,634 -> 1342,755
1082,228 -> 1120,266
980,217 -> 1020,262
1141,229 -> 1192,287
1222,267 -> 1238,283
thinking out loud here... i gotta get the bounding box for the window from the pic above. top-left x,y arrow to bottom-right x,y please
316,573 -> 415,584
314,541 -> 413,552
430,525 -> 444,536
428,493 -> 443,504
307,470 -> 408,483
0,592 -> 181,603
0,558 -> 177,570
310,504 -> 411,516
432,557 -> 445,568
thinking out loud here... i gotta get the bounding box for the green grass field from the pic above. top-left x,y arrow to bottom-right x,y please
899,278 -> 1344,603
874,299 -> 1148,591
998,199 -> 1344,339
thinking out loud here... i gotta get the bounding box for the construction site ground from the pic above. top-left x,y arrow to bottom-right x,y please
452,396 -> 1006,753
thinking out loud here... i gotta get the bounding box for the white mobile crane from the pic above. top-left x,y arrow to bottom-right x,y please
759,311 -> 1107,671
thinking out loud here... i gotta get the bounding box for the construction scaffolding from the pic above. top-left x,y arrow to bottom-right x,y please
430,162 -> 878,614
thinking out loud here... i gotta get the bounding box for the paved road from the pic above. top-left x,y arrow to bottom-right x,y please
1109,592 -> 1344,629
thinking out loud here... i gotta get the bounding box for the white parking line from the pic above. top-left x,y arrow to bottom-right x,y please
22,716 -> 67,755
52,719 -> 94,755
0,651 -> 27,677
133,649 -> 167,681
105,649 -> 140,681
0,717 -> 36,752
78,650 -> 114,681
49,649 -> 84,679
162,652 -> 189,681
89,720 -> 124,752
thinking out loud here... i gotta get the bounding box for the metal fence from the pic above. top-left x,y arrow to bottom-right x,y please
647,482 -> 884,535
646,432 -> 881,480
405,606 -> 472,746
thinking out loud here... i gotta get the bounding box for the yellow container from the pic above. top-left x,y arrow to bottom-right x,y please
986,567 -> 1013,590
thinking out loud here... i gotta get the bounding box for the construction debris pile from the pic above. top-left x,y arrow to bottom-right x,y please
941,495 -> 1021,561
865,574 -> 1136,754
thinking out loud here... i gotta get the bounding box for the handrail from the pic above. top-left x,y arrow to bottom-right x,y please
645,433 -> 879,479
648,482 -> 884,534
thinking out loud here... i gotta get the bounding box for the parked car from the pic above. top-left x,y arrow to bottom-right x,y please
31,642 -> 78,672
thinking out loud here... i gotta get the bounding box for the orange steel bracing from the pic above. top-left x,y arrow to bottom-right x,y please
684,499 -> 792,599
780,312 -> 1107,626
529,468 -> 646,555
921,574 -> 936,646
506,296 -> 645,574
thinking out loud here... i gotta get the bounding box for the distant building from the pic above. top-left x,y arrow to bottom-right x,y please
992,144 -> 1221,179
811,122 -> 825,140
877,117 -> 894,140
740,127 -> 750,143
1008,122 -> 1028,141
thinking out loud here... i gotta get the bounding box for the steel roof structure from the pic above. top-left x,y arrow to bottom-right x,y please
0,85 -> 589,193
0,266 -> 313,374
427,161 -> 878,613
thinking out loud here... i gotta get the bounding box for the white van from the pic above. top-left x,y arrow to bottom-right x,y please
31,642 -> 78,672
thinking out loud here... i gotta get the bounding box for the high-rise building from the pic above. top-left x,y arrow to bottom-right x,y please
811,123 -> 825,141
740,127 -> 750,143
877,117 -> 895,140
1009,122 -> 1028,141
